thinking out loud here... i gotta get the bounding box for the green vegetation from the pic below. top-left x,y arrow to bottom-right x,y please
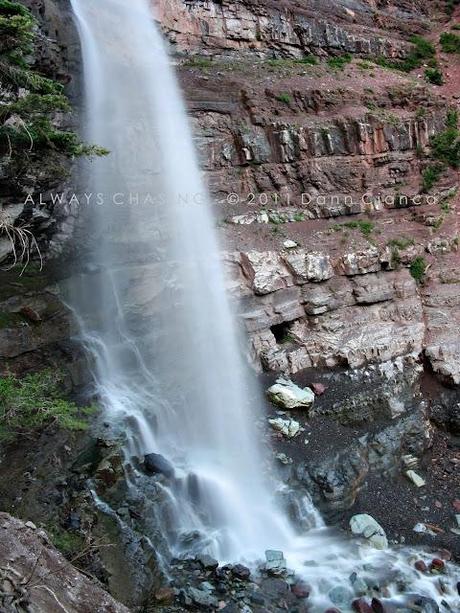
430,109 -> 460,168
293,211 -> 305,222
183,57 -> 213,68
440,31 -> 460,53
409,256 -> 427,282
415,107 -> 427,120
333,219 -> 375,237
0,370 -> 96,442
0,1 -> 107,159
48,526 -> 85,557
266,56 -> 318,69
375,35 -> 436,73
425,67 -> 444,85
297,55 -> 318,65
276,92 -> 292,105
387,237 -> 415,250
327,54 -> 352,70
446,0 -> 460,17
420,110 -> 460,192
452,23 -> 460,30
422,164 -> 443,192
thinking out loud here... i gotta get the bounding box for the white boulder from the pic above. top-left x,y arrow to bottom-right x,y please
267,378 -> 315,410
350,514 -> 388,550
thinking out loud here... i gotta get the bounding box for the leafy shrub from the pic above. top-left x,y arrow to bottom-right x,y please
387,237 -> 415,250
276,92 -> 291,104
297,55 -> 318,65
409,256 -> 427,281
327,54 -> 352,70
0,1 -> 107,159
0,370 -> 96,442
430,119 -> 460,169
440,32 -> 460,53
446,0 -> 460,16
425,67 -> 444,85
375,35 -> 436,73
333,219 -> 375,236
422,164 -> 443,191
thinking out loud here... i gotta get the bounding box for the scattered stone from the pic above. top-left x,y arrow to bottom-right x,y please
283,239 -> 298,249
371,598 -> 386,613
311,382 -> 326,395
350,514 -> 388,550
24,521 -> 37,530
430,558 -> 445,572
144,453 -> 174,478
402,454 -> 418,469
436,549 -> 451,561
291,581 -> 310,599
275,452 -> 293,465
350,573 -> 368,596
268,417 -> 300,438
231,564 -> 250,580
455,514 -> 460,528
413,523 -> 437,536
405,470 -> 426,488
19,306 -> 42,322
329,585 -> 353,607
406,595 -> 439,613
188,586 -> 219,608
414,560 -> 428,572
154,586 -> 174,604
267,378 -> 315,410
264,550 -> 287,575
352,598 -> 373,613
196,553 -> 219,570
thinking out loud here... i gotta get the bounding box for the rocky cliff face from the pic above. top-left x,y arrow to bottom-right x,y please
153,0 -> 460,386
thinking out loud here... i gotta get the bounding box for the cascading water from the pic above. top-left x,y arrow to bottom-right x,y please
68,0 -> 295,561
68,0 -> 459,610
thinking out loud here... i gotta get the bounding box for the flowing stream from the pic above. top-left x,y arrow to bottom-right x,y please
68,0 -> 459,610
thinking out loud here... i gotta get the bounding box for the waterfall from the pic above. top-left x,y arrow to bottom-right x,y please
67,0 -> 458,609
68,0 -> 294,562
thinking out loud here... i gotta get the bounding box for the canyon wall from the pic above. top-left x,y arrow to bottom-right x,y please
162,0 -> 460,384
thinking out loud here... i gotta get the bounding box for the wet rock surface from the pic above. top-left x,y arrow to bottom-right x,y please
0,512 -> 129,613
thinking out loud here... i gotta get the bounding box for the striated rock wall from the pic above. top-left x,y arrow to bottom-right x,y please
226,240 -> 460,384
155,0 -> 460,386
155,0 -> 429,59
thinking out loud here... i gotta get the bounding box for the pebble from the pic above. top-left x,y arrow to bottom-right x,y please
430,558 -> 445,572
196,553 -> 219,570
232,564 -> 251,580
414,560 -> 428,572
291,581 -> 310,599
352,597 -> 373,612
405,470 -> 426,488
311,382 -> 326,395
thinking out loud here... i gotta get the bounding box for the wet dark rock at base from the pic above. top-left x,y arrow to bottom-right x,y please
144,452 -> 175,478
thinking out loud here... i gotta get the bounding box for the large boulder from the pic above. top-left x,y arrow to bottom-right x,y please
0,513 -> 129,612
267,378 -> 315,410
349,514 -> 388,550
144,453 -> 175,478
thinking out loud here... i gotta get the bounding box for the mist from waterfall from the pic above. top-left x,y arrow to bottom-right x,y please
68,1 -> 459,610
68,0 -> 297,562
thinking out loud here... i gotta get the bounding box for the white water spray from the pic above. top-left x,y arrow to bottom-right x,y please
68,0 -> 295,562
68,0 -> 459,609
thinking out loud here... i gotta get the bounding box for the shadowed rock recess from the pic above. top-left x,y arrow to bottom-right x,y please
0,0 -> 459,611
